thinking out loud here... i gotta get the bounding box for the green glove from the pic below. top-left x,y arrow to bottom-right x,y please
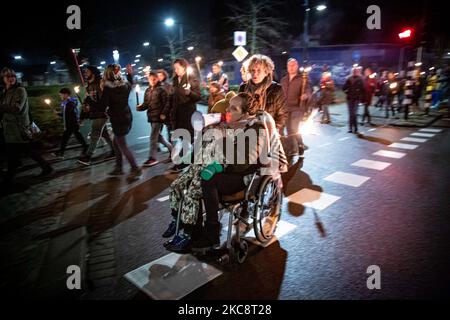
201,162 -> 223,181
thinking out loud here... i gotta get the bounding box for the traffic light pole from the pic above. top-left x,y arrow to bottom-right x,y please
303,0 -> 309,63
398,46 -> 406,73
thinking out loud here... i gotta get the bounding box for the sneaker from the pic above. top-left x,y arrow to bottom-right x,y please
127,167 -> 143,181
166,164 -> 183,174
162,220 -> 177,238
165,234 -> 191,253
77,155 -> 92,166
143,158 -> 159,167
108,167 -> 124,176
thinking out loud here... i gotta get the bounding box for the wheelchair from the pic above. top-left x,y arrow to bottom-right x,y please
173,170 -> 283,265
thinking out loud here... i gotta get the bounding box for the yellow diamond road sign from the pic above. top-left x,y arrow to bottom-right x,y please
232,46 -> 249,62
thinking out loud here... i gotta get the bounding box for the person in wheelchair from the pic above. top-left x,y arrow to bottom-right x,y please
164,92 -> 287,253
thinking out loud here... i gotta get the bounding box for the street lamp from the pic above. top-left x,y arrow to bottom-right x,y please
187,46 -> 194,51
164,18 -> 175,27
135,54 -> 141,58
157,58 -> 164,62
14,55 -> 23,60
303,1 -> 327,63
113,50 -> 120,63
164,17 -> 184,49
50,61 -> 56,65
100,61 -> 106,65
143,42 -> 150,47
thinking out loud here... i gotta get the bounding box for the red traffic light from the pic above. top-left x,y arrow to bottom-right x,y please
398,28 -> 414,39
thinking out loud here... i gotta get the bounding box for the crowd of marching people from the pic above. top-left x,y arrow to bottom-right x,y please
2,55 -> 450,185
2,52 -> 450,254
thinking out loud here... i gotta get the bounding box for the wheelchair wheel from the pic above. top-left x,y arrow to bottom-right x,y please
253,176 -> 282,244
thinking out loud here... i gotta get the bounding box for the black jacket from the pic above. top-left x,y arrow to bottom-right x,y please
138,82 -> 169,123
239,81 -> 287,131
343,75 -> 365,102
84,78 -> 107,119
99,80 -> 133,136
170,74 -> 201,132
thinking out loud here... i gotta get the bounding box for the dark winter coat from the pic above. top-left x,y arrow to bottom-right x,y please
239,80 -> 287,131
0,84 -> 30,144
343,75 -> 365,102
138,82 -> 169,123
99,79 -> 133,136
319,79 -> 335,106
280,73 -> 312,113
170,74 -> 201,133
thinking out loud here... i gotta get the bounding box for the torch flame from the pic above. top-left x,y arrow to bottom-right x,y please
135,84 -> 140,93
44,99 -> 51,105
299,109 -> 319,135
74,86 -> 80,94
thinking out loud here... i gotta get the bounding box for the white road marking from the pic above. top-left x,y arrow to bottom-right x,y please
137,136 -> 150,140
287,188 -> 341,210
157,195 -> 170,202
419,128 -> 442,133
324,171 -> 370,187
338,137 -> 350,141
319,143 -> 332,148
351,159 -> 391,171
373,150 -> 406,159
411,133 -> 435,138
245,220 -> 298,248
388,143 -> 418,150
368,128 -> 377,132
125,253 -> 222,300
400,137 -> 428,143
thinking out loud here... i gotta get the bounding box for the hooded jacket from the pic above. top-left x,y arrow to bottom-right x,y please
59,97 -> 80,131
99,79 -> 133,136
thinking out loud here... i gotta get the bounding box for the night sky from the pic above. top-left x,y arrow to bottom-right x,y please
1,0 -> 447,67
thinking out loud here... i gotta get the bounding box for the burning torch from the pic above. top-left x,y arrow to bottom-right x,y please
135,84 -> 141,105
73,86 -> 83,104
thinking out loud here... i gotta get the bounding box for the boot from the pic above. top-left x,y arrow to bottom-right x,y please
192,222 -> 221,251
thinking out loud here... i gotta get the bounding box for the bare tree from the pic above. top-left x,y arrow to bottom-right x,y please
163,31 -> 208,64
227,0 -> 287,55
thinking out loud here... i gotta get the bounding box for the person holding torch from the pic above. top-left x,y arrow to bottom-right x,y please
77,66 -> 115,166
